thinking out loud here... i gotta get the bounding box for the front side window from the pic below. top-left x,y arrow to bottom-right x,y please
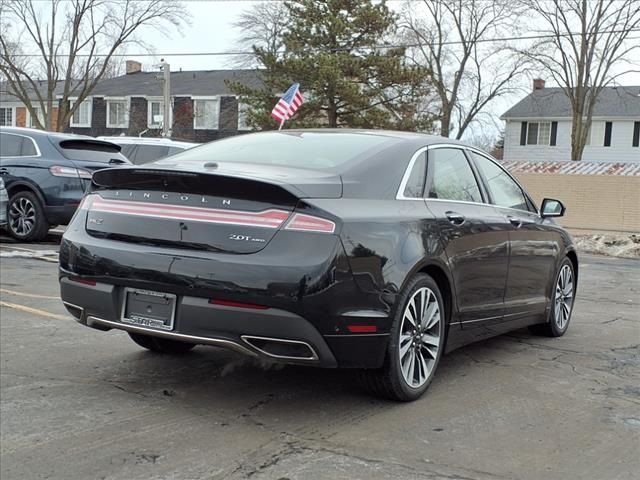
470,152 -> 530,211
527,122 -> 551,145
194,98 -> 219,130
0,107 -> 14,126
427,148 -> 482,203
107,99 -> 128,128
70,100 -> 91,127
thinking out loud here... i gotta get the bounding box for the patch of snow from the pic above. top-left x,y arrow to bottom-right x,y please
573,234 -> 640,258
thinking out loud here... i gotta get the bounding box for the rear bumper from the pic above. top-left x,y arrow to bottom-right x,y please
60,275 -> 339,366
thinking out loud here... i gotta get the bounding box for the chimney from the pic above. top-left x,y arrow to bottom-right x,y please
126,60 -> 142,75
533,78 -> 545,91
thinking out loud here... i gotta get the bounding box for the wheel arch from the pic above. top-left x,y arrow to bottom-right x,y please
6,181 -> 47,206
402,259 -> 456,328
565,248 -> 579,285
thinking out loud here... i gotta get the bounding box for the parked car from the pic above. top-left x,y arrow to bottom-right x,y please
0,127 -> 130,242
0,176 -> 8,228
96,136 -> 198,164
59,130 -> 578,401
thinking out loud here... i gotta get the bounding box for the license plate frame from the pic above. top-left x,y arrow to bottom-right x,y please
121,288 -> 176,331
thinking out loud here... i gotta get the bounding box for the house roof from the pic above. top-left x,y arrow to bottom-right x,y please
89,69 -> 263,97
0,69 -> 262,103
0,80 -> 69,103
501,86 -> 640,119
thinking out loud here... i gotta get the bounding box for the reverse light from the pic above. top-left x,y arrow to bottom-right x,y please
208,299 -> 270,310
50,166 -> 93,180
284,213 -> 336,234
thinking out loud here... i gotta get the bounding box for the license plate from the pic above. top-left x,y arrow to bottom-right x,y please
121,289 -> 176,331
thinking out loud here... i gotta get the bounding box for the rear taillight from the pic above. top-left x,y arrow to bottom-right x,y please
77,194 -> 96,211
50,166 -> 92,180
284,213 -> 336,234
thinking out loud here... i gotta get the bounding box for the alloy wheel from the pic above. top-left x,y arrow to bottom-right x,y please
398,287 -> 442,388
554,264 -> 574,330
9,197 -> 36,237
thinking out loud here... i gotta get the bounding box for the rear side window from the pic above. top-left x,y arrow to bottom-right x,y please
133,145 -> 170,164
56,139 -> 126,163
119,144 -> 137,160
0,133 -> 38,157
470,152 -> 530,211
402,152 -> 427,198
168,146 -> 185,156
427,148 -> 482,203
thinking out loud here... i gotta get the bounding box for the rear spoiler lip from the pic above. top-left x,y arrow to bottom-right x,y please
91,166 -> 343,199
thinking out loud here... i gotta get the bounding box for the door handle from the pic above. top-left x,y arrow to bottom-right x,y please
446,211 -> 465,225
508,216 -> 522,228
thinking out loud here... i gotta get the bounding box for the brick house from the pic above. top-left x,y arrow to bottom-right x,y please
0,62 -> 262,142
501,80 -> 640,162
0,81 -> 64,131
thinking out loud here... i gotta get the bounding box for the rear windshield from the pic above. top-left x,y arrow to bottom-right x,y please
164,131 -> 399,170
55,139 -> 126,163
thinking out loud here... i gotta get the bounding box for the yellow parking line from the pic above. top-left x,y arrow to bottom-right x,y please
0,288 -> 59,300
0,301 -> 68,321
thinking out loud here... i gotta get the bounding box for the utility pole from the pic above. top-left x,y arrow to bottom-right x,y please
160,59 -> 171,138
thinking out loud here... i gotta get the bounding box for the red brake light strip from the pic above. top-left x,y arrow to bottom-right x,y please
89,197 -> 290,229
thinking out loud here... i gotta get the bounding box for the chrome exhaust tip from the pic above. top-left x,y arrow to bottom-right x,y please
241,335 -> 319,361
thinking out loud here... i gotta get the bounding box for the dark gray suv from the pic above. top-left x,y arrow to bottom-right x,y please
0,127 -> 130,242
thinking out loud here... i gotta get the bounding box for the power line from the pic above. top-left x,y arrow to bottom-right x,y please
8,29 -> 640,58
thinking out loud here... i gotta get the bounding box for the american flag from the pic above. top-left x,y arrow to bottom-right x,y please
271,83 -> 304,124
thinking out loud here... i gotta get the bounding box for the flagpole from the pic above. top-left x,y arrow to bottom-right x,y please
278,118 -> 285,130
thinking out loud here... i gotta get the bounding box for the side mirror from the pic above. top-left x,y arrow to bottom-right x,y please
540,198 -> 565,218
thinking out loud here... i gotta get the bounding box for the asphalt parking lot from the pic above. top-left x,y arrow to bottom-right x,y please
1,232 -> 639,480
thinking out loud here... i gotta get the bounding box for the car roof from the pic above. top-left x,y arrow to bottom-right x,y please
232,128 -> 467,150
96,136 -> 198,148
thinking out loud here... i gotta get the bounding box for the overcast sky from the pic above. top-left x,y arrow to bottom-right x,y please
134,0 -> 639,141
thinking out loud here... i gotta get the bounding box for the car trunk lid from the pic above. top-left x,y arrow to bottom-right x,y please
85,166 -> 341,254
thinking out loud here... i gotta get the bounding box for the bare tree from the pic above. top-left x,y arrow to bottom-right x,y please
401,0 -> 530,139
521,0 -> 640,160
230,1 -> 289,68
0,0 -> 188,131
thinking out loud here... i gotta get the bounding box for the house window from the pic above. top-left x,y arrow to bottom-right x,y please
148,100 -> 164,128
238,102 -> 250,130
0,107 -> 14,126
70,100 -> 92,127
588,121 -> 605,146
193,98 -> 219,130
106,99 -> 129,128
526,122 -> 551,145
28,106 -> 45,128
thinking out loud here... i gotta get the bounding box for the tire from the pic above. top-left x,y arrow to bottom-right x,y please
529,257 -> 575,337
7,191 -> 49,242
128,332 -> 196,354
358,274 -> 446,401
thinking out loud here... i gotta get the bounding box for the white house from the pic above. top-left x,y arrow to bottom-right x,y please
501,80 -> 640,162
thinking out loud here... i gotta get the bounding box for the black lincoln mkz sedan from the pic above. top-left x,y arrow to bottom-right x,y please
59,130 -> 577,401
